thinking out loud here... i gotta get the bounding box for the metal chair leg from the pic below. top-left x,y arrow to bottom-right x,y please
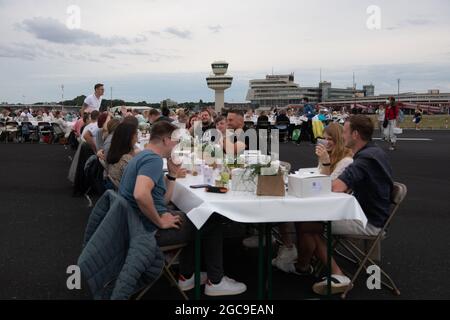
341,238 -> 399,298
135,268 -> 164,300
84,187 -> 93,208
340,240 -> 376,299
164,266 -> 189,300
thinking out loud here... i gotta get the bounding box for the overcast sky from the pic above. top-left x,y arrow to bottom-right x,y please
1,0 -> 450,103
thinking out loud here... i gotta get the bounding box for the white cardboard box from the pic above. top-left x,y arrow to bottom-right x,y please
288,173 -> 332,198
295,167 -> 320,175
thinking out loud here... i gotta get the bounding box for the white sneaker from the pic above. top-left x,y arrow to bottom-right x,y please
242,235 -> 276,249
273,259 -> 296,273
312,274 -> 351,295
204,276 -> 247,296
272,245 -> 298,273
178,272 -> 207,291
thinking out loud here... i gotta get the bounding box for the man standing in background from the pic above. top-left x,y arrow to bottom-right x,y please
82,84 -> 105,115
385,97 -> 400,151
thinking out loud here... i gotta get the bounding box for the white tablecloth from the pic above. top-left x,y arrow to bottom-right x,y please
171,174 -> 367,230
249,116 -> 305,126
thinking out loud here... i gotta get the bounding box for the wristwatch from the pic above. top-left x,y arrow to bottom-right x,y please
166,174 -> 177,181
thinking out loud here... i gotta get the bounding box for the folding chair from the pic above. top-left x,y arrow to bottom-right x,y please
333,182 -> 407,299
52,123 -> 65,144
107,174 -> 120,191
21,122 -> 39,143
5,121 -> 19,143
0,121 -> 5,141
275,121 -> 290,143
244,121 -> 255,130
38,122 -> 53,143
135,243 -> 189,300
99,158 -> 107,170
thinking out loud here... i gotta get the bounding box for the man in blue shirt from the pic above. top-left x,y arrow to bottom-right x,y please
119,121 -> 247,296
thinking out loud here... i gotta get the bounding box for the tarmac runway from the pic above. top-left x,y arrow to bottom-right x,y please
0,129 -> 449,300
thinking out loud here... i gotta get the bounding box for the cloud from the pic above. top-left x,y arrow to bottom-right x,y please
18,17 -> 147,47
146,28 -> 192,39
385,26 -> 399,31
0,42 -> 107,63
0,43 -> 65,60
386,18 -> 435,31
0,43 -> 37,60
69,53 -> 101,63
405,18 -> 434,26
108,48 -> 182,62
208,25 -> 222,33
164,27 -> 192,39
133,34 -> 148,43
109,48 -> 152,56
0,41 -> 181,64
100,53 -> 116,60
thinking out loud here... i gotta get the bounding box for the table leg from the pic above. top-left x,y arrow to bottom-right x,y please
265,224 -> 273,300
326,221 -> 332,298
257,224 -> 265,300
195,229 -> 201,300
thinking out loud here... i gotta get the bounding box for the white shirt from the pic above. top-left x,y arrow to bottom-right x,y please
319,156 -> 353,181
377,109 -> 385,121
81,122 -> 99,143
84,94 -> 103,112
42,113 -> 52,122
54,118 -> 68,131
135,114 -> 146,124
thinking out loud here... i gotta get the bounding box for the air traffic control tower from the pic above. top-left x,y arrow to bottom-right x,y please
206,61 -> 233,113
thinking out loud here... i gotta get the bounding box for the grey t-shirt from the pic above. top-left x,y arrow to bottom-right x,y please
119,149 -> 167,231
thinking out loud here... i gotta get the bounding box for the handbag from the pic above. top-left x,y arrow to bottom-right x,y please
382,118 -> 388,128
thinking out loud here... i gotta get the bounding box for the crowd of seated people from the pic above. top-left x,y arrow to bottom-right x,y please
74,107 -> 260,297
61,102 -> 395,298
0,107 -> 82,143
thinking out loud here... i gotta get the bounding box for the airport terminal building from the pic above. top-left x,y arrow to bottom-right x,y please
246,74 -> 375,109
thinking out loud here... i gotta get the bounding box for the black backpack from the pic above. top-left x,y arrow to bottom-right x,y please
68,131 -> 79,150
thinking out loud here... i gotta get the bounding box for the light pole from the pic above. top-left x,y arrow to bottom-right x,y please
110,87 -> 113,111
61,84 -> 65,111
353,72 -> 356,112
397,79 -> 400,101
